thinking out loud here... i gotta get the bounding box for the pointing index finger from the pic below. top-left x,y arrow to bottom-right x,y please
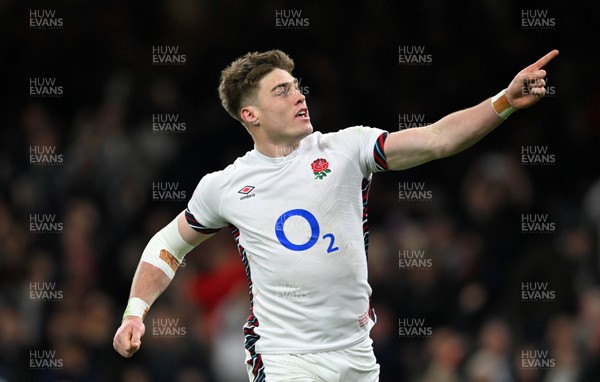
532,49 -> 559,70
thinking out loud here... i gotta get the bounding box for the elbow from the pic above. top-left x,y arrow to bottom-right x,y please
426,125 -> 456,160
432,141 -> 458,160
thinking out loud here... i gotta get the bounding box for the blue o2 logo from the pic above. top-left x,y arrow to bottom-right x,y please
275,209 -> 339,253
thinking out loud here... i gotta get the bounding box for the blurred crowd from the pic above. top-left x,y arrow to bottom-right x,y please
1,0 -> 599,381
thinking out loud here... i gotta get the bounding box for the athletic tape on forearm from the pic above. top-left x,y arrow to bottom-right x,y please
122,297 -> 149,321
140,217 -> 195,279
491,89 -> 516,120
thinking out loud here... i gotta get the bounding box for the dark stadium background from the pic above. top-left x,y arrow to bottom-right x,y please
1,1 -> 599,381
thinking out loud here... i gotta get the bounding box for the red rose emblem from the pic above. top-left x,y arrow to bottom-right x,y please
311,158 -> 329,173
311,158 -> 331,179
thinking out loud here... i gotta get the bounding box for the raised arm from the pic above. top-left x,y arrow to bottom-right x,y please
384,50 -> 559,171
113,211 -> 214,358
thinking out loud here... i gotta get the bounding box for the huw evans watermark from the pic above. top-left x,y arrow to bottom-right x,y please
521,10 -> 556,29
521,214 -> 556,234
521,146 -> 555,165
29,10 -> 63,29
521,77 -> 557,98
399,113 -> 432,130
30,282 -> 63,301
521,282 -> 556,302
398,182 -> 432,202
275,281 -> 310,301
521,349 -> 556,369
152,45 -> 187,65
275,10 -> 309,29
296,78 -> 310,96
275,145 -> 297,158
152,318 -> 187,337
30,350 -> 63,370
152,182 -> 187,202
29,78 -> 63,98
399,250 -> 432,269
398,318 -> 433,338
29,214 -> 63,233
29,146 -> 63,165
152,113 -> 187,133
398,45 -> 432,66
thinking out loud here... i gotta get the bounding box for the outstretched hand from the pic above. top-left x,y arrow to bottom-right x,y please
505,49 -> 559,109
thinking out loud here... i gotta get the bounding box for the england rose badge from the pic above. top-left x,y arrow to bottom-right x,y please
311,158 -> 331,180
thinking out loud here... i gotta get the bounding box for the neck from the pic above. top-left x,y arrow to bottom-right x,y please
254,140 -> 300,158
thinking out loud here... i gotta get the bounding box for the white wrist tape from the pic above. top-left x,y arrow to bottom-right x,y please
491,89 -> 516,120
123,297 -> 149,322
140,217 -> 195,280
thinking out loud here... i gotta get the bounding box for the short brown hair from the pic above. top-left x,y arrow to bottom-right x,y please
218,50 -> 295,123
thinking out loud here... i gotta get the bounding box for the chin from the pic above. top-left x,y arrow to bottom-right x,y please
301,123 -> 314,137
287,120 -> 313,140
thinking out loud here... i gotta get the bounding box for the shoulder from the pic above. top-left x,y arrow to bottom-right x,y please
320,125 -> 381,141
311,125 -> 386,149
195,151 -> 254,192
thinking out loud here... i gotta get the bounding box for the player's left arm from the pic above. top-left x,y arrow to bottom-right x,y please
384,49 -> 559,171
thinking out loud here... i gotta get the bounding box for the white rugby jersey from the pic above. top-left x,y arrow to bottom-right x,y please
185,126 -> 389,368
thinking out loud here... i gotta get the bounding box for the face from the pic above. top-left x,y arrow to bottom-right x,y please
242,68 -> 312,145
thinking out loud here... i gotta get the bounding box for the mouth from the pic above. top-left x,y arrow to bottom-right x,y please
295,108 -> 309,120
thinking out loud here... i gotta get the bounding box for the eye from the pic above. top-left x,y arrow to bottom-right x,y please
277,85 -> 291,96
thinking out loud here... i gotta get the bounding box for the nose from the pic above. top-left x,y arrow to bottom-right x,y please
293,88 -> 306,104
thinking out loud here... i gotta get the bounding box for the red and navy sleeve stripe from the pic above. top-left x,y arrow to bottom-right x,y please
374,132 -> 389,172
185,209 -> 222,233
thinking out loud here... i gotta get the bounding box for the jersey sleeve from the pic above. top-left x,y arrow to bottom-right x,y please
333,125 -> 390,177
185,173 -> 228,233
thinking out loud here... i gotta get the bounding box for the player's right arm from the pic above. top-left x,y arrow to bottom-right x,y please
113,211 -> 215,358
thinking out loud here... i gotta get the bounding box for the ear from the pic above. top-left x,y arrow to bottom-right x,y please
240,105 -> 260,127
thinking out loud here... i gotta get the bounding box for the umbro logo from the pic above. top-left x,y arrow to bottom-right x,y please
238,186 -> 255,195
238,186 -> 256,200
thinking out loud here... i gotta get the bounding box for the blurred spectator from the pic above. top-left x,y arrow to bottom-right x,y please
420,327 -> 466,382
543,314 -> 580,382
464,318 -> 514,382
575,287 -> 600,380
